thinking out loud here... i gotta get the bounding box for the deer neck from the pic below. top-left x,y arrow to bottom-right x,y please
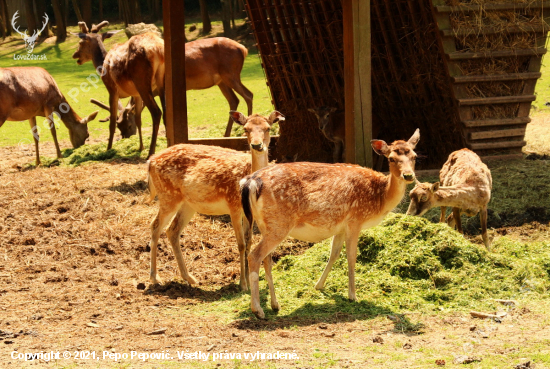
382,172 -> 408,213
434,185 -> 477,208
92,41 -> 108,71
250,148 -> 269,173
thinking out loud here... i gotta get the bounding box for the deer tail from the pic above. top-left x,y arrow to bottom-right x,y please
147,160 -> 157,202
240,175 -> 262,226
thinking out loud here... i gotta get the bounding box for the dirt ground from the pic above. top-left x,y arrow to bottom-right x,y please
0,141 -> 549,369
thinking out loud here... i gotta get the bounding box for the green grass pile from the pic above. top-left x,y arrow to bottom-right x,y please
220,213 -> 550,321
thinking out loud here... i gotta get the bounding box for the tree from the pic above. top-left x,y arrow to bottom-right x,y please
0,0 -> 11,38
199,0 -> 211,35
120,0 -> 142,26
51,0 -> 66,42
220,0 -> 232,38
23,0 -> 38,35
82,0 -> 92,26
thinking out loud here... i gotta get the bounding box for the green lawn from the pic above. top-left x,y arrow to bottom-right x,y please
0,22 -> 273,147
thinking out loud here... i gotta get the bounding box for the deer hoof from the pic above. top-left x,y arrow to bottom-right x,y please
150,275 -> 163,285
252,309 -> 266,320
186,274 -> 198,286
271,301 -> 280,312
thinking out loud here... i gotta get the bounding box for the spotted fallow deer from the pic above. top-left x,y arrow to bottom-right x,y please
0,67 -> 98,165
406,148 -> 492,249
72,21 -> 165,158
147,111 -> 284,291
240,129 -> 420,319
308,106 -> 345,163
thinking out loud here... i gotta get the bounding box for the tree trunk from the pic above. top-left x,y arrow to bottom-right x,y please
99,0 -> 103,21
199,0 -> 211,34
71,0 -> 83,23
35,0 -> 50,37
82,0 -> 92,26
0,0 -> 10,37
230,0 -> 235,29
129,0 -> 141,23
51,0 -> 66,42
23,0 -> 38,35
220,0 -> 232,38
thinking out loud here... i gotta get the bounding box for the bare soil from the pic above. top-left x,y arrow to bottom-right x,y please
0,142 -> 549,368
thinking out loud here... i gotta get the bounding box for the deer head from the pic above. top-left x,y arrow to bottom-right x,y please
308,106 -> 337,131
72,21 -> 120,65
90,98 -> 137,138
230,111 -> 284,152
12,11 -> 49,54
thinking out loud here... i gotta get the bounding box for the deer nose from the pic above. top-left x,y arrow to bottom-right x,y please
251,142 -> 263,151
403,173 -> 415,182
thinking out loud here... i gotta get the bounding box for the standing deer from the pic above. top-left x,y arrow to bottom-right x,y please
12,11 -> 49,54
241,129 -> 420,319
147,111 -> 284,291
73,21 -> 164,158
308,106 -> 345,163
406,148 -> 492,249
0,67 -> 98,165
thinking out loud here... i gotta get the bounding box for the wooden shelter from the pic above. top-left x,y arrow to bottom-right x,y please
162,0 -> 550,169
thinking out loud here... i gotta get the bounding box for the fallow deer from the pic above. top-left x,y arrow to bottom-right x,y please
72,21 -> 165,158
0,67 -> 98,165
308,106 -> 345,163
241,129 -> 420,319
406,148 -> 492,249
90,97 -> 137,137
147,111 -> 284,291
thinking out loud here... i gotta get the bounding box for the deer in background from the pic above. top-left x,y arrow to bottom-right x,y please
73,21 -> 164,158
90,97 -> 136,137
241,129 -> 420,319
407,148 -> 492,249
308,106 -> 345,163
147,111 -> 284,291
0,67 -> 98,165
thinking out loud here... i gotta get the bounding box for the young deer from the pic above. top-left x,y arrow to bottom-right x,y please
406,148 -> 492,249
308,106 -> 345,163
0,67 -> 98,165
73,21 -> 165,158
241,129 -> 420,319
147,111 -> 284,291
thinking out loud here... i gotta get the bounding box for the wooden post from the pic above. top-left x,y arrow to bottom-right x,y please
163,0 -> 188,146
343,0 -> 372,167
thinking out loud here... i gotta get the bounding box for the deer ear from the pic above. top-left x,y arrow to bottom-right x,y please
102,30 -> 121,41
371,140 -> 390,156
268,111 -> 285,125
408,128 -> 420,148
81,111 -> 98,124
431,182 -> 440,193
330,107 -> 337,113
229,111 -> 247,125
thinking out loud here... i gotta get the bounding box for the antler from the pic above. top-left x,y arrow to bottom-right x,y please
91,21 -> 109,33
78,22 -> 89,34
11,10 -> 27,37
90,98 -> 110,111
37,13 -> 49,36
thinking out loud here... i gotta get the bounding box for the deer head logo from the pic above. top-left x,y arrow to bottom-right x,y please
11,10 -> 49,54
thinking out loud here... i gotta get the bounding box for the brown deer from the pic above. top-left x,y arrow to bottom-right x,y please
241,129 -> 420,319
90,97 -> 137,137
147,111 -> 284,291
0,67 -> 98,165
72,21 -> 164,158
406,148 -> 492,249
308,106 -> 345,163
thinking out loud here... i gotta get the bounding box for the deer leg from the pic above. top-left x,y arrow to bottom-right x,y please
159,88 -> 167,128
262,255 -> 280,311
230,211 -> 251,291
28,117 -> 41,166
166,203 -> 198,285
333,141 -> 344,163
315,232 -> 345,290
48,120 -> 63,159
149,200 -> 180,284
452,207 -> 463,233
133,96 -> 144,151
218,83 -> 240,137
480,206 -> 490,250
440,206 -> 447,223
248,231 -> 287,319
107,92 -> 119,151
229,78 -> 253,116
134,87 -> 161,158
345,229 -> 360,301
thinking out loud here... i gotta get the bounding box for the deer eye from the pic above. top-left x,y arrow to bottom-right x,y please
420,195 -> 428,202
389,157 -> 395,163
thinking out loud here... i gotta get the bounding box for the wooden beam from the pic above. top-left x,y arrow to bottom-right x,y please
163,0 -> 187,146
343,0 -> 372,167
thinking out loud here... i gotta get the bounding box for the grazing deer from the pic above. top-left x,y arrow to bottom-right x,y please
308,106 -> 345,163
90,97 -> 137,137
0,67 -> 98,165
241,129 -> 420,319
147,111 -> 284,291
406,148 -> 492,249
72,21 -> 164,158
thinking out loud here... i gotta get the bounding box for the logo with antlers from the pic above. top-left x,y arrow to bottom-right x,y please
11,10 -> 49,54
